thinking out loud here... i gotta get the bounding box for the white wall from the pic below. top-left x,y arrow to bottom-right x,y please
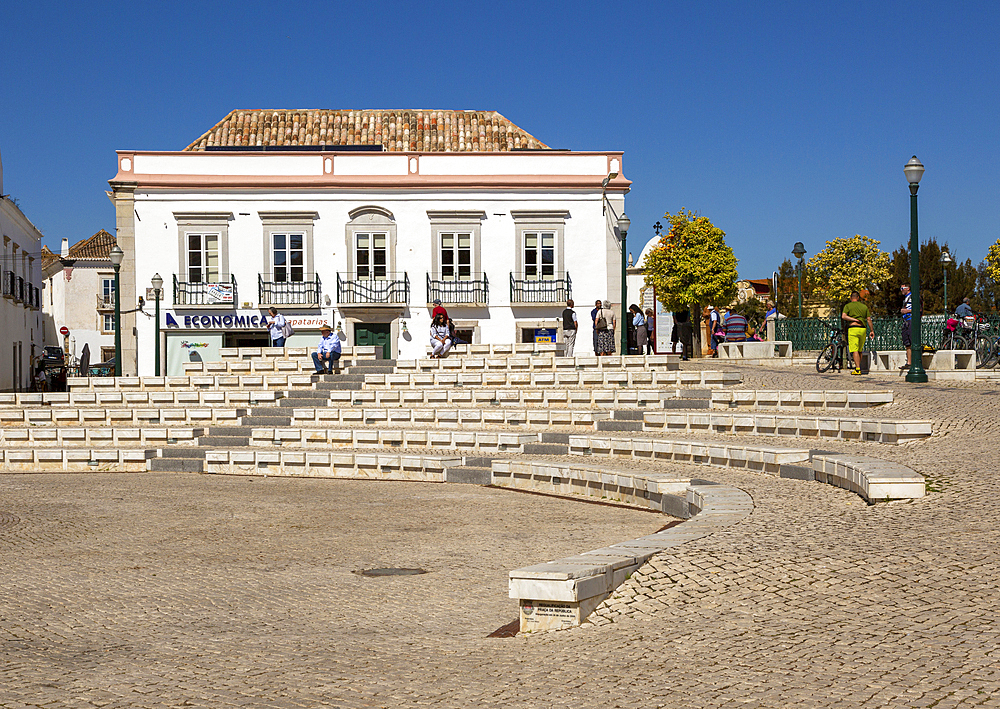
0,198 -> 44,390
130,188 -> 619,373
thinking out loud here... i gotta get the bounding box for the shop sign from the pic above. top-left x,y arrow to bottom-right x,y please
206,284 -> 234,304
534,328 -> 556,343
164,311 -> 329,331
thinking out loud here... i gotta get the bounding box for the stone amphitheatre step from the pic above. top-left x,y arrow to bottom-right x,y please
642,412 -> 932,444
566,434 -> 812,474
0,408 -> 245,426
183,359 -> 398,375
811,453 -> 926,501
0,448 -> 153,472
362,370 -> 741,389
247,428 -> 540,452
0,428 -> 204,446
68,375 -> 320,391
286,407 -> 611,428
203,450 -> 464,481
324,388 -> 713,409
0,391 -> 284,407
398,354 -> 679,372
710,390 -> 894,409
218,346 -> 381,360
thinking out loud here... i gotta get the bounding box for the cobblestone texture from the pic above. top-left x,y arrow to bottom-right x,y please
2,363 -> 999,707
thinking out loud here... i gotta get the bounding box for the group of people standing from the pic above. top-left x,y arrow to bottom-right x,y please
558,300 -> 655,357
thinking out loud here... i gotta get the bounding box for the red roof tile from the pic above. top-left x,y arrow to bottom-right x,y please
185,109 -> 550,152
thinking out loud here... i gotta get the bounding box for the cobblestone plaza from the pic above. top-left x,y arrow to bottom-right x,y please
3,363 -> 999,708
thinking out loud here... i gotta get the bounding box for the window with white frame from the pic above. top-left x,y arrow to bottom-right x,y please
272,232 -> 305,282
102,313 -> 115,333
511,210 -> 570,282
440,232 -> 472,281
523,231 -> 555,281
187,233 -> 220,284
101,277 -> 115,307
355,232 -> 388,280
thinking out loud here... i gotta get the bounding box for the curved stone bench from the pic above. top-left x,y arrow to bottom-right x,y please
329,387 -> 707,409
249,428 -> 540,452
642,411 -> 931,444
709,389 -> 893,409
288,407 -> 610,427
811,454 -> 925,501
496,459 -> 752,632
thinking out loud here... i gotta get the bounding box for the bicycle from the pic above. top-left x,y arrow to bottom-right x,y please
938,318 -> 969,351
979,334 -> 1000,368
816,327 -> 846,373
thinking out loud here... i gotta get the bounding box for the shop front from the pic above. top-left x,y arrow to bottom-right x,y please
163,310 -> 331,375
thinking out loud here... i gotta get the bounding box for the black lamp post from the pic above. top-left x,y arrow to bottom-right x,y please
618,213 -> 630,356
109,244 -> 124,377
792,241 -> 807,318
151,273 -> 163,376
940,248 -> 953,315
904,156 -> 927,383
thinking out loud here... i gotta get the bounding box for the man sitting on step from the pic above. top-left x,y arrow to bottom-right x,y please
312,324 -> 342,374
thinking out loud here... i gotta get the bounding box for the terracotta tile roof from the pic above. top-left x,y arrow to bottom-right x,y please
40,245 -> 58,269
67,230 -> 117,261
184,109 -> 550,152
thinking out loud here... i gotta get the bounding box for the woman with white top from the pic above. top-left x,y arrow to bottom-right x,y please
265,307 -> 287,347
429,313 -> 452,358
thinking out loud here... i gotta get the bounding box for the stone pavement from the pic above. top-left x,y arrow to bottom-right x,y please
2,363 -> 1000,708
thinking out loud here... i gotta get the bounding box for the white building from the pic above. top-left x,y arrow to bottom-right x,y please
108,109 -> 630,375
0,148 -> 45,390
41,230 -> 119,366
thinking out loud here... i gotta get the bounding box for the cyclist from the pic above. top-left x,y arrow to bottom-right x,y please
842,291 -> 874,375
955,297 -> 973,319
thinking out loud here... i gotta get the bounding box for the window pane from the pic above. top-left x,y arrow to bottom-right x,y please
525,233 -> 537,248
274,251 -> 287,266
189,251 -> 202,267
541,233 -> 554,248
292,266 -> 304,282
189,234 -> 201,250
442,233 -> 453,248
442,252 -> 454,265
274,234 -> 286,250
357,233 -> 369,249
374,264 -> 386,279
374,234 -> 386,248
374,250 -> 386,266
357,251 -> 369,266
290,234 -> 303,250
458,233 -> 470,248
290,251 -> 303,266
275,267 -> 287,283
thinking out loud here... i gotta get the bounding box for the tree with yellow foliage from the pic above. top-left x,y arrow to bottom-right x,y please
806,235 -> 891,305
985,238 -> 1000,282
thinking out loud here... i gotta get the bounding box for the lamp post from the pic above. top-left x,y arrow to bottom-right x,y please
109,244 -> 124,377
151,273 -> 163,376
940,248 -> 953,315
792,241 -> 807,318
904,156 -> 927,383
618,213 -> 630,356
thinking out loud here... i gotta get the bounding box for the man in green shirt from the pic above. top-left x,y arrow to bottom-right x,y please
841,291 -> 874,375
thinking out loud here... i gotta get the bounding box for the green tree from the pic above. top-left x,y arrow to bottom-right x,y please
806,235 -> 891,306
872,238 -> 981,316
642,210 -> 738,356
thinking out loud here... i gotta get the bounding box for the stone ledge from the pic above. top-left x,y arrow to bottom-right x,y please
203,450 -> 463,480
811,454 -> 926,502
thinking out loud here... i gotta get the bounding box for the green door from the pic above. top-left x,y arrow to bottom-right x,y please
354,323 -> 392,360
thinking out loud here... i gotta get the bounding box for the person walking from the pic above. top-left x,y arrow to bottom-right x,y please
630,304 -> 647,354
311,324 -> 342,373
596,300 -> 617,355
429,313 -> 452,358
591,300 -> 603,356
561,299 -> 578,357
900,284 -> 913,368
671,310 -> 692,360
644,308 -> 655,354
707,305 -> 722,354
265,307 -> 288,347
841,291 -> 874,375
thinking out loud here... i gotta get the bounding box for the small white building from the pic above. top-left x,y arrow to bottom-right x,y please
0,148 -> 45,390
41,230 -> 119,366
108,109 -> 630,375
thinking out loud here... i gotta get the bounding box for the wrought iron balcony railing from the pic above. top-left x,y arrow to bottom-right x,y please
173,274 -> 238,307
1,271 -> 13,299
258,273 -> 322,306
14,276 -> 24,303
426,273 -> 489,305
96,294 -> 116,310
337,272 -> 409,305
509,272 -> 571,304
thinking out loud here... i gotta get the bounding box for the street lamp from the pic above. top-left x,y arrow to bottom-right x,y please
618,213 -> 630,356
792,241 -> 807,318
904,156 -> 927,383
151,273 -> 163,376
940,248 -> 953,315
109,244 -> 124,377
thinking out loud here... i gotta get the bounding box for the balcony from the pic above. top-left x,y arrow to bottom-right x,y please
14,276 -> 24,304
96,294 -> 116,310
1,271 -> 13,299
29,285 -> 40,310
509,272 -> 572,304
258,273 -> 322,307
337,272 -> 409,306
173,274 -> 238,307
426,273 -> 489,305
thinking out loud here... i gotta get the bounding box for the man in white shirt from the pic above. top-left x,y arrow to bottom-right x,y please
265,307 -> 287,347
312,324 -> 342,374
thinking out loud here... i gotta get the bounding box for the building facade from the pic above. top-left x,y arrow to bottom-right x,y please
0,148 -> 45,391
41,230 -> 119,366
109,110 -> 630,375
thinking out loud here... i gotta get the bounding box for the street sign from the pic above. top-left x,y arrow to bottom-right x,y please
59,326 -> 70,336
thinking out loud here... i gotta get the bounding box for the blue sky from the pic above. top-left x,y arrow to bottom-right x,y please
2,0 -> 998,278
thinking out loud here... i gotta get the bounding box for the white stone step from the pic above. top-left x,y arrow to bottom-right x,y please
218,346 -> 380,360
0,428 -> 203,445
710,389 -> 893,409
642,412 -> 931,444
0,390 -> 281,407
328,388 -> 685,408
0,448 -> 153,471
203,450 -> 463,481
400,354 -> 679,372
249,428 -> 539,451
67,374 -> 318,391
812,454 -> 925,501
363,370 -> 741,389
0,408 -> 243,426
288,407 -> 609,427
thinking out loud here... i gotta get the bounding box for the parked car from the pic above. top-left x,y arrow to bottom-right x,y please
40,346 -> 65,368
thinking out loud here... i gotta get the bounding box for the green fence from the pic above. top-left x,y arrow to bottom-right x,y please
773,314 -> 984,351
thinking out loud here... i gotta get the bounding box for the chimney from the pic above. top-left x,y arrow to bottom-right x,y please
61,238 -> 69,257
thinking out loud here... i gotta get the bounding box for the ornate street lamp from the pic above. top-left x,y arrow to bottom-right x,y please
151,273 -> 163,376
904,156 -> 927,383
940,248 -> 953,315
109,244 -> 124,377
792,241 -> 807,318
618,213 -> 630,356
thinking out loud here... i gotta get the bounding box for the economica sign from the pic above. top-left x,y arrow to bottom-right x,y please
165,311 -> 328,330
